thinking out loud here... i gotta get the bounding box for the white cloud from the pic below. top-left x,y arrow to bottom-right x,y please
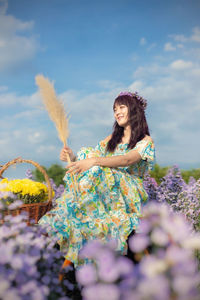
133,64 -> 167,79
131,54 -> 200,167
139,38 -> 156,51
170,59 -> 193,70
0,90 -> 42,110
96,79 -> 122,90
1,61 -> 200,170
0,35 -> 38,70
0,88 -> 118,168
0,88 -> 55,165
0,91 -> 22,106
1,24 -> 200,170
164,42 -> 176,51
61,90 -> 116,131
0,85 -> 8,92
183,47 -> 200,60
169,26 -> 200,44
0,0 -> 8,15
147,43 -> 156,51
177,44 -> 184,49
170,34 -> 188,43
131,53 -> 139,61
140,37 -> 147,45
128,80 -> 144,92
36,145 -> 58,155
0,122 -> 59,162
191,27 -> 200,43
0,1 -> 39,70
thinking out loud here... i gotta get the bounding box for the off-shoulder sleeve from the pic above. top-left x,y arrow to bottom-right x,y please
95,135 -> 111,156
134,139 -> 156,170
94,139 -> 109,156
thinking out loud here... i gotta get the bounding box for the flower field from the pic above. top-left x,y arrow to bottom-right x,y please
0,166 -> 200,300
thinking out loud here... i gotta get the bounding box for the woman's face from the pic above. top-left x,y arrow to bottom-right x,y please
114,103 -> 129,127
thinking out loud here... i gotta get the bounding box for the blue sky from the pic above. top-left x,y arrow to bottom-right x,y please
0,0 -> 200,178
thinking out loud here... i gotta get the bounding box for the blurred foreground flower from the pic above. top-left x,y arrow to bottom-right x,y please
76,239 -> 133,300
0,190 -> 18,210
128,202 -> 200,300
76,202 -> 200,300
0,202 -> 70,300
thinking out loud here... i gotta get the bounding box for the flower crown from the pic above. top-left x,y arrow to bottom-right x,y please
118,91 -> 147,109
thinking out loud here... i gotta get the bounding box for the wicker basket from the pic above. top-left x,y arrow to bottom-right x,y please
0,157 -> 53,225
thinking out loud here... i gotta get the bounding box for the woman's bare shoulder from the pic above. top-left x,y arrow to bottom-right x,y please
102,134 -> 112,143
143,135 -> 153,143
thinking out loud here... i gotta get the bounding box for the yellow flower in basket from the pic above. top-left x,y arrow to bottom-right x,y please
0,178 -> 52,204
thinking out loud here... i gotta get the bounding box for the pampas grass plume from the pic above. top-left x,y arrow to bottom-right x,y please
35,74 -> 69,147
35,74 -> 79,197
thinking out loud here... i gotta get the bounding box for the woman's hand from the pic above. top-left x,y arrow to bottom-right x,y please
60,146 -> 76,162
65,158 -> 95,174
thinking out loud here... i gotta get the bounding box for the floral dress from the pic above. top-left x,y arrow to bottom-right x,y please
39,138 -> 155,266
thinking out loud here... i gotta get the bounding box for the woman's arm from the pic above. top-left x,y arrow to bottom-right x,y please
65,136 -> 153,174
95,150 -> 141,167
66,149 -> 142,174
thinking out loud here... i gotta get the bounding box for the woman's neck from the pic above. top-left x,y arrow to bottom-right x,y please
121,125 -> 131,143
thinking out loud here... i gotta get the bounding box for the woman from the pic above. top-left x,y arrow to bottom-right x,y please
39,92 -> 155,267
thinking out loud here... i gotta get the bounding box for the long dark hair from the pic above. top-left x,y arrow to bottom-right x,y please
106,94 -> 150,152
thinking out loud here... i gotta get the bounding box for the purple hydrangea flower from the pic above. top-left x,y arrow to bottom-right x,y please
77,202 -> 200,300
82,283 -> 120,300
76,264 -> 97,286
0,211 -> 70,299
129,234 -> 150,253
